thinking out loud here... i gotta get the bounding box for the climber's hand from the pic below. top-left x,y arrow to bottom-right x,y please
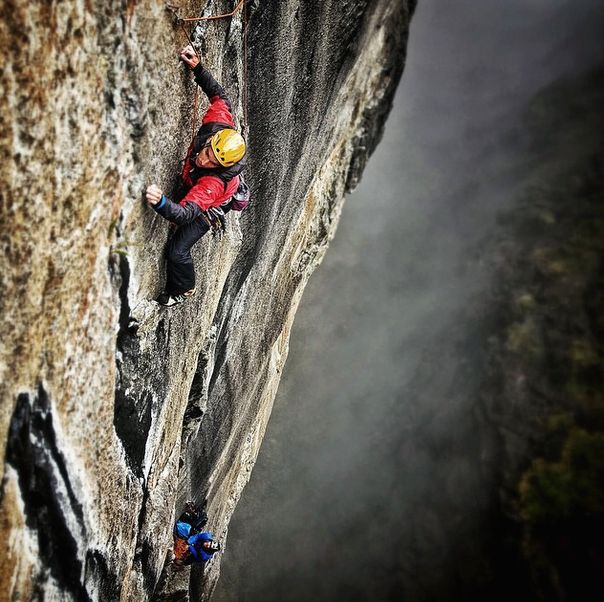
180,45 -> 200,69
146,184 -> 163,206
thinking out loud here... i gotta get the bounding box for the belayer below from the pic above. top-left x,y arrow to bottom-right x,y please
172,501 -> 221,568
146,45 -> 249,307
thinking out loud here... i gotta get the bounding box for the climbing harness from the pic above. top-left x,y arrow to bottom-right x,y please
201,206 -> 227,238
166,1 -> 249,138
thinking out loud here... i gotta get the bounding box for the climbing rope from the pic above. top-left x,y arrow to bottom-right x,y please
176,0 -> 245,22
166,1 -> 248,137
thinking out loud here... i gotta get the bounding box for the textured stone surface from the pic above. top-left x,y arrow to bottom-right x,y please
0,1 -> 415,600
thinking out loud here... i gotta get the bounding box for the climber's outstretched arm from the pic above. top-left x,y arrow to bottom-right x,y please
179,45 -> 234,115
192,64 -> 231,109
146,184 -> 202,225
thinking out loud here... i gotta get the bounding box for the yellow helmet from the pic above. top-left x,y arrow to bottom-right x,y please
211,129 -> 246,167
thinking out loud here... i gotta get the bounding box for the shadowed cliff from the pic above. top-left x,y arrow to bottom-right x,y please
214,0 -> 604,598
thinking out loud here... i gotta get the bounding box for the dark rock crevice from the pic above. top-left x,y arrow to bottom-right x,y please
3,385 -> 92,601
114,252 -> 153,477
84,549 -> 122,602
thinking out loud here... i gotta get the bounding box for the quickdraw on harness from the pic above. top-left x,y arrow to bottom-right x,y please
201,206 -> 227,238
200,177 -> 251,237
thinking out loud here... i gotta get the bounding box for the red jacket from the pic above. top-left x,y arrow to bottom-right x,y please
179,95 -> 240,212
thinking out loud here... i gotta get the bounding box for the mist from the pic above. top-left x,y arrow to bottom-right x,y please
213,1 -> 604,600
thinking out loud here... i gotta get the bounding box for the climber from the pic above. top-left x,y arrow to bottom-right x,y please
146,44 -> 248,307
172,500 -> 221,568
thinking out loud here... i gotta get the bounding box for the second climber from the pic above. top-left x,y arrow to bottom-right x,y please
172,500 -> 221,569
146,45 -> 248,307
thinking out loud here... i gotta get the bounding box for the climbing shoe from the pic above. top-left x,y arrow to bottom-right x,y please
155,289 -> 196,307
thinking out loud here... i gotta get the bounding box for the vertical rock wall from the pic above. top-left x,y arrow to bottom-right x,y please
0,1 -> 415,599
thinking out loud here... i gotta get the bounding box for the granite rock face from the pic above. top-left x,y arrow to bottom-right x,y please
0,1 -> 415,599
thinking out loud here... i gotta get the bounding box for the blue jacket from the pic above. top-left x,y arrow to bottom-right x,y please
174,521 -> 216,563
